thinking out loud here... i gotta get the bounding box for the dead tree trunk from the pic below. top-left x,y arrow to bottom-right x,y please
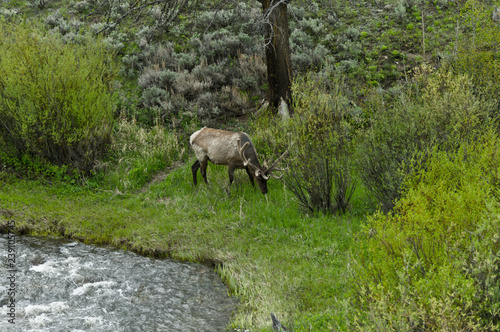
258,0 -> 293,114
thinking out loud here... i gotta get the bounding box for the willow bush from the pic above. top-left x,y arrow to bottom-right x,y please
252,72 -> 356,214
285,74 -> 357,214
352,129 -> 500,331
0,20 -> 117,174
355,68 -> 492,211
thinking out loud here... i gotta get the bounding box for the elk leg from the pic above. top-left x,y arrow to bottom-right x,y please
200,158 -> 208,184
245,167 -> 255,186
228,165 -> 237,185
191,160 -> 200,186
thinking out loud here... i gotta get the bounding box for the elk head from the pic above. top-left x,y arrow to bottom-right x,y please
236,137 -> 288,194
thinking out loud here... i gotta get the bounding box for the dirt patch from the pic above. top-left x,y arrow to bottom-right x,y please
137,160 -> 184,193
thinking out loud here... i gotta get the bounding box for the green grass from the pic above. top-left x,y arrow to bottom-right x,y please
0,162 -> 370,330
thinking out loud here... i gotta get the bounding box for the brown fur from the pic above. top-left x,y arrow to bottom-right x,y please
190,127 -> 270,194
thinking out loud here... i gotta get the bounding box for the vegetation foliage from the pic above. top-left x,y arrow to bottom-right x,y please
451,0 -> 500,113
1,0 -> 500,331
356,67 -> 493,211
0,20 -> 117,174
252,72 -> 357,215
353,130 -> 500,330
98,116 -> 186,192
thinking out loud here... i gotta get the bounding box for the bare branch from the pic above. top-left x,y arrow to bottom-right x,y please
95,0 -> 188,35
265,149 -> 288,179
202,0 -> 236,35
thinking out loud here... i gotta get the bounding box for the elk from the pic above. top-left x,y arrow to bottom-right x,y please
190,127 -> 288,194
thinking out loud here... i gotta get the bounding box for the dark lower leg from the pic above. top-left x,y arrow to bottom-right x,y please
245,168 -> 255,186
191,160 -> 200,186
200,160 -> 208,183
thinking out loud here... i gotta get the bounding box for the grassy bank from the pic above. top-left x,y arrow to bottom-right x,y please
0,163 -> 372,330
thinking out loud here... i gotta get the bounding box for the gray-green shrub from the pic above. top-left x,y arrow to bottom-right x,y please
135,39 -> 262,126
0,21 -> 117,174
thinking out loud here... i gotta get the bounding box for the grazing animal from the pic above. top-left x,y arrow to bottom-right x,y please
190,127 -> 288,194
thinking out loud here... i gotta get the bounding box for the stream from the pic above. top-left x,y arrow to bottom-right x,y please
0,234 -> 237,331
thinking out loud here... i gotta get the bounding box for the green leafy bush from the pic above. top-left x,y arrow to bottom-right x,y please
253,72 -> 357,214
286,74 -> 357,214
0,20 -> 117,174
355,68 -> 491,211
352,129 -> 500,330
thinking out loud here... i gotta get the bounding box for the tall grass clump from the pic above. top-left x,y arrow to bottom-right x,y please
100,116 -> 186,192
355,68 -> 492,211
352,128 -> 500,331
0,20 -> 117,175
